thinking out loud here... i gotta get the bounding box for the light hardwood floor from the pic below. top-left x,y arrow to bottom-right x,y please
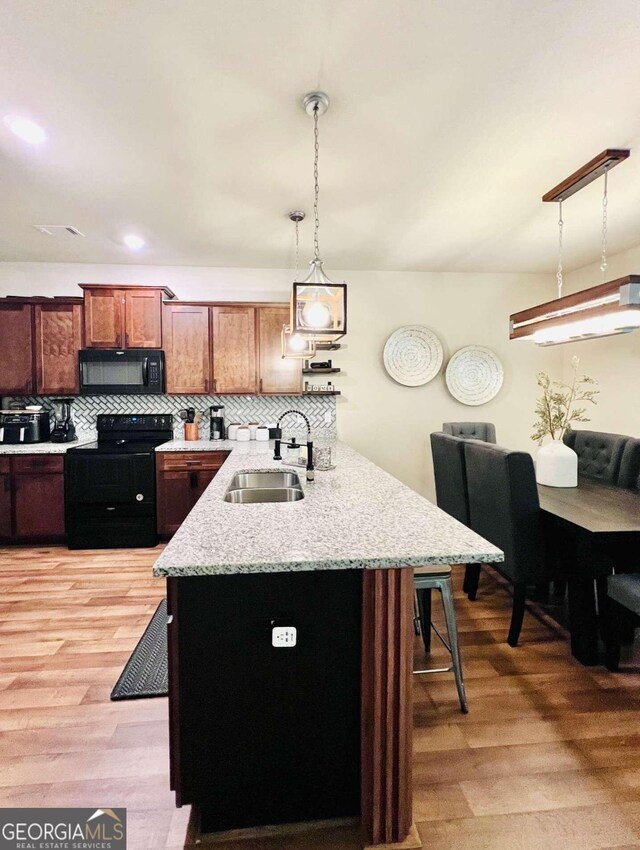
0,546 -> 639,850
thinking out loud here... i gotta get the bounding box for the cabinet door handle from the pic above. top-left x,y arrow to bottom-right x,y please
25,378 -> 33,394
204,378 -> 209,393
185,460 -> 201,465
212,378 -> 217,393
259,378 -> 263,393
125,332 -> 129,347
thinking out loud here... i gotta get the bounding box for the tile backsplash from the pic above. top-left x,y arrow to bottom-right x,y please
6,394 -> 337,439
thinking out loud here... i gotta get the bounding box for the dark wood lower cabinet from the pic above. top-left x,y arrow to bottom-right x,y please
0,461 -> 11,539
156,452 -> 229,537
0,455 -> 66,542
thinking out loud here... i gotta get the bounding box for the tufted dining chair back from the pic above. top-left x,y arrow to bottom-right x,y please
442,422 -> 496,443
617,438 -> 640,491
562,430 -> 628,484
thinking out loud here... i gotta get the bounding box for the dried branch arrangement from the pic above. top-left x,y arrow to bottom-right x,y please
531,356 -> 599,444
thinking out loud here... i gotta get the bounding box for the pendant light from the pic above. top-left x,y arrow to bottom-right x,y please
282,211 -> 317,359
510,149 -> 640,345
290,92 -> 347,343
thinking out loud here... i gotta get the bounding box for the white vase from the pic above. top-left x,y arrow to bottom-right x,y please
536,439 -> 578,488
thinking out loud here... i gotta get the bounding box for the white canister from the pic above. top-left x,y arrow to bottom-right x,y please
236,426 -> 251,442
227,423 -> 240,440
248,422 -> 259,440
255,426 -> 270,442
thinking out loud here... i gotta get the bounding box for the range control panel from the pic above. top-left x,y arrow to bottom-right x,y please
96,414 -> 173,432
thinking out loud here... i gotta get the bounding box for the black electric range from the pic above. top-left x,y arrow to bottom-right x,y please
65,414 -> 173,549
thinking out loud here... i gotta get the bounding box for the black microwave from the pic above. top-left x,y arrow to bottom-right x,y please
79,349 -> 165,395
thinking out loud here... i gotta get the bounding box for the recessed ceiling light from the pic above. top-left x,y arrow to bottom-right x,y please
3,115 -> 47,144
123,233 -> 145,251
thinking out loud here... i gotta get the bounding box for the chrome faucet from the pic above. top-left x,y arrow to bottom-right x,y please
273,409 -> 314,482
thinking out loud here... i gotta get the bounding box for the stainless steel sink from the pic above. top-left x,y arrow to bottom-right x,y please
224,487 -> 304,504
224,470 -> 304,504
228,471 -> 301,491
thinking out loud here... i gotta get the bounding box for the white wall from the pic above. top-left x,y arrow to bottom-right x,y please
562,247 -> 640,439
0,261 -> 561,498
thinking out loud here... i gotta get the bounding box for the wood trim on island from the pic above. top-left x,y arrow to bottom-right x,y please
361,568 -> 419,849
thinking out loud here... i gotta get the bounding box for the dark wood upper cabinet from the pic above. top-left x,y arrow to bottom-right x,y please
125,289 -> 163,348
34,301 -> 83,395
81,285 -> 174,349
0,303 -> 35,395
82,287 -> 124,348
257,306 -> 302,394
211,305 -> 257,394
163,304 -> 211,394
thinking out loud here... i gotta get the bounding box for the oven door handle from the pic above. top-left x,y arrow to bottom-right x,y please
142,357 -> 149,387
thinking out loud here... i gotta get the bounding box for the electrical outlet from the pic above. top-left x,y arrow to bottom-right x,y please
272,626 -> 297,647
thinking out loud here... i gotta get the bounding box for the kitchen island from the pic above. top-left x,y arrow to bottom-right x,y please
153,441 -> 502,848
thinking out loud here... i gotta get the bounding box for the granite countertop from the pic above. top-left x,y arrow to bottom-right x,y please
156,438 -> 238,452
153,440 -> 503,578
0,432 -> 96,454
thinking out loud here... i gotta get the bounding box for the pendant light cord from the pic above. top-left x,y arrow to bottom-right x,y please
600,169 -> 608,279
313,105 -> 320,261
294,217 -> 300,279
556,199 -> 564,298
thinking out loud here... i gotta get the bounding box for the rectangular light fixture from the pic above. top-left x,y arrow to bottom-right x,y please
290,280 -> 347,343
542,149 -> 630,202
510,275 -> 640,346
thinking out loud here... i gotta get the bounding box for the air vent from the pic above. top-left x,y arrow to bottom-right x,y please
32,225 -> 85,237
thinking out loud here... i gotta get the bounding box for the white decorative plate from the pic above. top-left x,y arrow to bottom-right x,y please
445,346 -> 504,406
383,325 -> 444,387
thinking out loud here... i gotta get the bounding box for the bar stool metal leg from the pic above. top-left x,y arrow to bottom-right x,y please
413,570 -> 468,714
439,575 -> 469,714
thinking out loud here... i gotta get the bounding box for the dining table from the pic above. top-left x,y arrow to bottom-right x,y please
538,477 -> 640,665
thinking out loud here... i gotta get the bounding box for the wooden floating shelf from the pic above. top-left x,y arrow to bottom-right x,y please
315,342 -> 342,351
303,391 -> 341,396
302,368 -> 341,375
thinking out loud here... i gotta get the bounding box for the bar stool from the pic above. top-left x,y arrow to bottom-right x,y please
413,565 -> 468,714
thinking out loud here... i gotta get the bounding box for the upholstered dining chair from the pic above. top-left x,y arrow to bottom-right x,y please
617,438 -> 640,491
442,422 -> 496,443
562,430 -> 628,484
604,573 -> 640,671
464,441 -> 549,646
424,432 -> 479,653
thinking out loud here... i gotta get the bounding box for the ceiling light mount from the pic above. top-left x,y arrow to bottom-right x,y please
302,92 -> 329,117
542,149 -> 629,203
288,210 -> 306,223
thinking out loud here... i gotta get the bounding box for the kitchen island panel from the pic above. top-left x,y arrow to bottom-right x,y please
168,570 -> 362,832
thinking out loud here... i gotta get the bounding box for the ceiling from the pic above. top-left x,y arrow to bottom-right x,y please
2,0 -> 640,273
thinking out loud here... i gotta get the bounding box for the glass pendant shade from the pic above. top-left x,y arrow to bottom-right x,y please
281,324 -> 316,359
291,259 -> 347,342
